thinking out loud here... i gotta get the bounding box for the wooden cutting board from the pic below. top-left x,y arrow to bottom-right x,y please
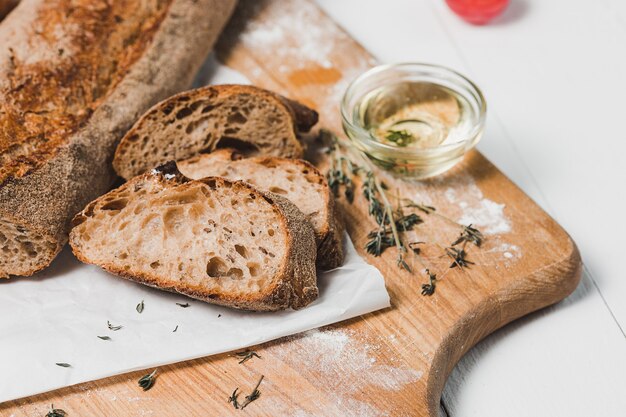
0,1 -> 581,416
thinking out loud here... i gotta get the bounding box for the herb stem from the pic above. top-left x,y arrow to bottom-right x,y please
350,146 -> 405,259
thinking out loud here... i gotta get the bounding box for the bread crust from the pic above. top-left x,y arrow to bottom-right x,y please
69,168 -> 318,311
0,0 -> 17,20
112,84 -> 319,180
0,0 -> 237,277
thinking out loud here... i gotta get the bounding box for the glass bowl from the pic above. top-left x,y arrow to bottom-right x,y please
341,63 -> 486,179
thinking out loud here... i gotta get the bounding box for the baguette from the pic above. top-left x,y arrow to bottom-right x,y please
178,149 -> 344,269
0,0 -> 237,277
69,162 -> 318,311
112,84 -> 319,180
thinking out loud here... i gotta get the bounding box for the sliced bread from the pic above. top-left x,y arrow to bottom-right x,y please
0,0 -> 236,277
69,162 -> 318,311
112,84 -> 319,180
178,149 -> 344,269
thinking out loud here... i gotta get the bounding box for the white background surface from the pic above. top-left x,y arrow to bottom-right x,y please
315,0 -> 626,415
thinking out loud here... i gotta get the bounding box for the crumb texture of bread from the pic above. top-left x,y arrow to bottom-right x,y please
113,85 -> 319,180
179,149 -> 344,269
0,216 -> 58,278
0,0 -> 236,277
69,171 -> 318,311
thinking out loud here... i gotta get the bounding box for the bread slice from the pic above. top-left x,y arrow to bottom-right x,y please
0,0 -> 237,277
69,162 -> 318,311
178,149 -> 344,269
112,84 -> 319,180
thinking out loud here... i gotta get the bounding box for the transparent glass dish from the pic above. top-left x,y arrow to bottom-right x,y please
341,63 -> 486,179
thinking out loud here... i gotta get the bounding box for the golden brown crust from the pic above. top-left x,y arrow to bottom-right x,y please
0,0 -> 237,277
69,170 -> 318,311
0,0 -> 173,183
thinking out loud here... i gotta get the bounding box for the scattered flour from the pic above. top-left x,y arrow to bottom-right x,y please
442,176 -> 511,235
458,198 -> 510,235
239,1 -> 346,68
236,0 -> 377,121
489,242 -> 522,260
265,328 -> 422,417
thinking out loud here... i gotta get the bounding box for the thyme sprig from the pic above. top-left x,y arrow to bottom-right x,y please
451,224 -> 484,247
446,247 -> 474,269
235,350 -> 262,364
138,369 -> 157,391
228,388 -> 241,409
228,375 -> 264,410
322,129 -> 485,296
240,375 -> 264,410
46,404 -> 66,417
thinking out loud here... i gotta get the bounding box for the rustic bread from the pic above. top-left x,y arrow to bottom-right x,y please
69,163 -> 318,311
0,0 -> 237,277
112,84 -> 319,180
178,149 -> 344,269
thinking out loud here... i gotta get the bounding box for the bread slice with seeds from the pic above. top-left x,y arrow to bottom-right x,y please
69,162 -> 318,311
113,84 -> 319,180
178,149 -> 344,269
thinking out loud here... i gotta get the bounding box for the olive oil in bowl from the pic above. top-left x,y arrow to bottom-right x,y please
342,64 -> 486,179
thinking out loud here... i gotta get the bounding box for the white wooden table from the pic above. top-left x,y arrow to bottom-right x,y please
315,0 -> 626,415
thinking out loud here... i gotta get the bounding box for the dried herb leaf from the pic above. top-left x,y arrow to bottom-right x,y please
395,213 -> 422,232
138,369 -> 157,391
228,387 -> 240,409
97,336 -> 111,341
451,224 -> 484,247
385,129 -> 414,147
55,363 -> 71,368
240,375 -> 264,410
365,227 -> 394,257
136,300 -> 144,314
46,404 -> 66,417
408,241 -> 424,254
107,321 -> 122,331
421,269 -> 437,296
397,254 -> 411,272
446,247 -> 475,269
176,302 -> 190,308
235,350 -> 262,364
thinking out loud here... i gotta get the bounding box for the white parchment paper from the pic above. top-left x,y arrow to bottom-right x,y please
0,235 -> 388,402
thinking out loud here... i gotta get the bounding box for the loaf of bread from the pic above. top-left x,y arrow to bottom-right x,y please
112,84 -> 318,180
0,0 -> 237,277
69,162 -> 318,311
178,149 -> 344,269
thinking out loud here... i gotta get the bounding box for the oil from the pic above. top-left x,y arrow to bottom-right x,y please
357,81 -> 476,149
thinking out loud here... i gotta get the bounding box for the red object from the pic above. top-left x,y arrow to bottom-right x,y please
445,0 -> 509,25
